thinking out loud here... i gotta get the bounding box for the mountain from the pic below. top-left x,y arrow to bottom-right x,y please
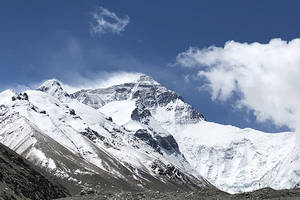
0,142 -> 69,200
72,74 -> 300,194
1,74 -> 299,196
0,79 -> 212,195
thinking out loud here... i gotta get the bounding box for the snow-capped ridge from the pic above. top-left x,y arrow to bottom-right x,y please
38,79 -> 70,100
0,77 -> 211,193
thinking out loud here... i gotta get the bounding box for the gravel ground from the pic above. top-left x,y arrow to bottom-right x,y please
56,187 -> 300,200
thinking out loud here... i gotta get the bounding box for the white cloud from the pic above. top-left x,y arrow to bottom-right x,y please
90,6 -> 130,35
61,71 -> 142,93
176,38 -> 300,133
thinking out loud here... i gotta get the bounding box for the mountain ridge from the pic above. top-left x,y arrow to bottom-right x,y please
0,76 -> 212,196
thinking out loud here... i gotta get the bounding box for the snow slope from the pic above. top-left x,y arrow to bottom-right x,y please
73,74 -> 300,193
174,122 -> 297,193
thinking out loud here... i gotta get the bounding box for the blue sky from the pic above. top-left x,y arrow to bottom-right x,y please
1,0 -> 300,132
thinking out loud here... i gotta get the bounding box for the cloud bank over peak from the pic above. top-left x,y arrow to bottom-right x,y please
90,6 -> 130,35
2,72 -> 143,97
60,71 -> 142,93
176,38 -> 300,132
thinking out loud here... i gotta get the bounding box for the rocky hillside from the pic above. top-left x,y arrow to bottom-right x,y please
0,142 -> 69,200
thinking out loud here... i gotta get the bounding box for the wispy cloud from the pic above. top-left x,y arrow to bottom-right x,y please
176,38 -> 300,135
90,6 -> 130,35
60,71 -> 142,93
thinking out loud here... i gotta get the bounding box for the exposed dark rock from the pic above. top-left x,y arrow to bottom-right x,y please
11,93 -> 29,102
106,116 -> 113,122
39,110 -> 46,114
150,160 -> 199,186
156,91 -> 183,107
29,104 -> 46,114
69,109 -> 76,116
21,93 -> 29,101
134,129 -> 161,154
155,135 -> 180,155
80,189 -> 96,196
134,129 -> 180,156
131,107 -> 151,123
80,128 -> 106,142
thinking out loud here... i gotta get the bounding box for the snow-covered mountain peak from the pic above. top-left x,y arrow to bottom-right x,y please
38,79 -> 70,101
71,74 -> 300,193
135,74 -> 160,86
39,79 -> 62,89
0,89 -> 17,103
72,74 -> 205,127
